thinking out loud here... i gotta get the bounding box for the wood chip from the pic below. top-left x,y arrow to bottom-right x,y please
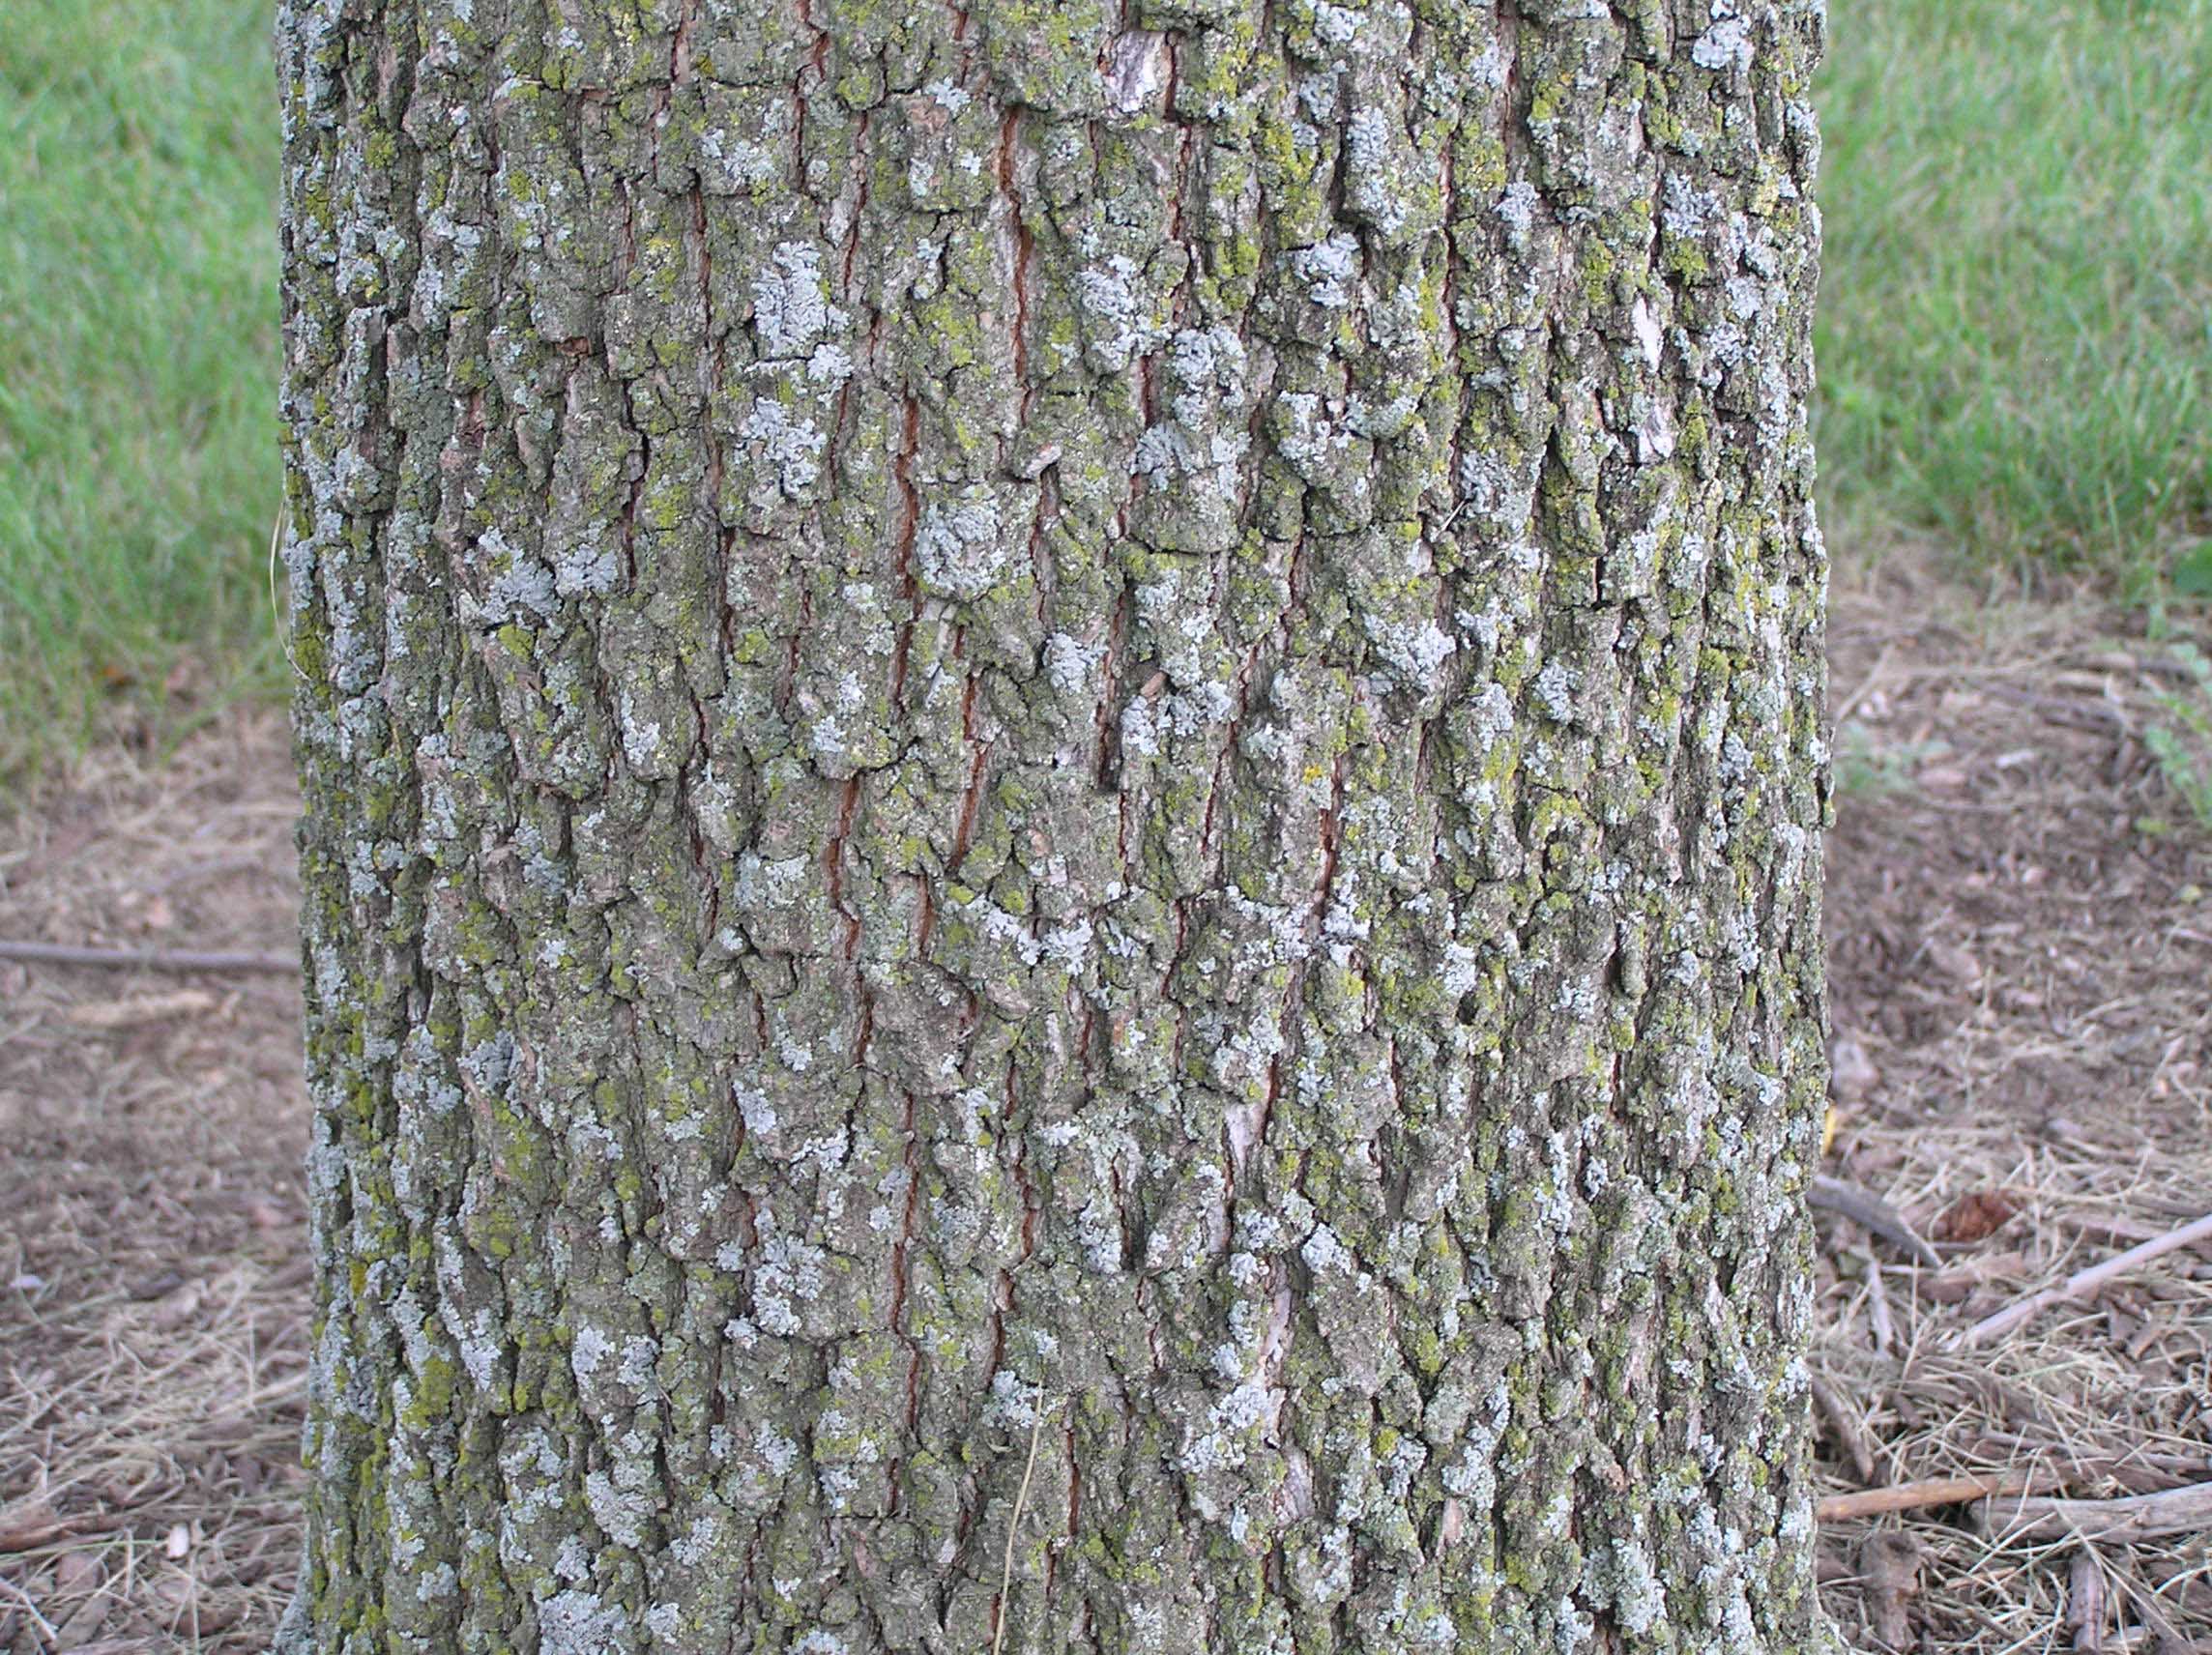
150,1283 -> 205,1332
1830,1033 -> 1880,1102
63,990 -> 218,1030
1860,1531 -> 1923,1652
2070,1550 -> 2106,1655
1810,1369 -> 1877,1487
0,1498 -> 69,1552
1918,1250 -> 2030,1305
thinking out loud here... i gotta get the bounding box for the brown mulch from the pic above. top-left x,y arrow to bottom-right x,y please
1815,555 -> 2212,1654
0,714 -> 309,1653
2,553 -> 2209,1652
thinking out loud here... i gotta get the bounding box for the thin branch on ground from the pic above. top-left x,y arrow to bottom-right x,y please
1964,1210 -> 2212,1345
0,940 -> 298,974
1818,1473 -> 2042,1524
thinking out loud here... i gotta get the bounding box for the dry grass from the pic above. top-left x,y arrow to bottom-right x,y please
1815,552 -> 2212,1653
1,556 -> 2209,1651
0,715 -> 308,1653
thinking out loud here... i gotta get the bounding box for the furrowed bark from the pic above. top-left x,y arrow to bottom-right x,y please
276,0 -> 1831,1650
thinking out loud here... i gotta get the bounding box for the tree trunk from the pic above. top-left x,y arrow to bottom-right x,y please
276,0 -> 1830,1650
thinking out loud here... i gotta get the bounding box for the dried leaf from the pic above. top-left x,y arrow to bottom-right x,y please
1934,1188 -> 2022,1244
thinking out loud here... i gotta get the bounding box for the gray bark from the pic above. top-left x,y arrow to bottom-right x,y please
276,0 -> 1831,1650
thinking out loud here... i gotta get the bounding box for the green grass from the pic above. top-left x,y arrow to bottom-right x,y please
2143,641 -> 2212,832
0,0 -> 281,770
1816,0 -> 2212,591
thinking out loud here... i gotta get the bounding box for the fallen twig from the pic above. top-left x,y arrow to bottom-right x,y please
1809,1175 -> 1942,1268
1983,1481 -> 2212,1546
1964,1210 -> 2212,1345
1817,1472 -> 2038,1524
2057,1209 -> 2212,1256
0,940 -> 297,975
1969,1434 -> 2212,1494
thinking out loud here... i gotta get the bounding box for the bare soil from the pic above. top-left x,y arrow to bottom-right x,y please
2,555 -> 2207,1653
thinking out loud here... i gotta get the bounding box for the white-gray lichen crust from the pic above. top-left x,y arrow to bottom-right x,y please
276,0 -> 1831,1648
